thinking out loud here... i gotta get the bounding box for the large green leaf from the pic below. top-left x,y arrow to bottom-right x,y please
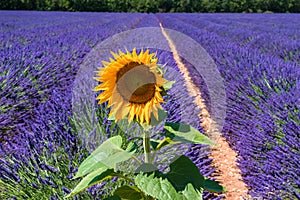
164,155 -> 205,191
182,183 -> 202,200
134,173 -> 186,200
65,168 -> 114,198
182,184 -> 203,200
104,195 -> 121,200
74,136 -> 132,179
164,122 -> 216,146
114,186 -> 143,200
134,173 -> 203,200
203,178 -> 226,193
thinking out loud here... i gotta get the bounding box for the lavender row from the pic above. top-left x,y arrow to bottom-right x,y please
0,11 -> 119,32
0,12 -> 219,200
172,13 -> 300,64
0,12 -> 146,199
135,15 -> 222,199
157,13 -> 300,199
172,13 -> 299,39
0,12 -> 141,142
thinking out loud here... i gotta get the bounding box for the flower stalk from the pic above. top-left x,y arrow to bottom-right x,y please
143,130 -> 151,164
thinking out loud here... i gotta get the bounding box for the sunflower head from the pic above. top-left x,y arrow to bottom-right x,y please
94,48 -> 168,125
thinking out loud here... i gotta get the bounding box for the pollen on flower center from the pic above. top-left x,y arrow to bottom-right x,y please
116,62 -> 156,104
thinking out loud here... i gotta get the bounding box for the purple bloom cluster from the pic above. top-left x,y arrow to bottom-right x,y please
4,11 -> 298,200
157,13 -> 300,199
0,11 -> 147,199
1,11 -> 218,199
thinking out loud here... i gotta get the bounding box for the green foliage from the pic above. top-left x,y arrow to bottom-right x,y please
1,0 -> 299,13
66,73 -> 224,200
133,156 -> 225,200
135,173 -> 185,200
163,155 -> 205,191
67,150 -> 225,198
182,184 -> 203,199
203,178 -> 227,193
164,122 -> 216,146
65,168 -> 115,198
74,136 -> 133,179
114,186 -> 143,199
134,173 -> 203,200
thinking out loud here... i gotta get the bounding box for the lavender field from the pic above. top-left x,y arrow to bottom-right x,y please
1,11 -> 299,199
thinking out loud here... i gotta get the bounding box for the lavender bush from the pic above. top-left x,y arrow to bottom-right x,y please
1,11 -> 298,199
1,11 -> 220,199
0,11 -> 146,199
157,13 -> 300,199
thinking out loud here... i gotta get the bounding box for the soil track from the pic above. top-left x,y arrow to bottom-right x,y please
159,22 -> 250,200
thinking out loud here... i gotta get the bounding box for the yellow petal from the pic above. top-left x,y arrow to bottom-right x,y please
144,102 -> 151,124
102,61 -> 110,67
109,57 -> 115,63
94,48 -> 168,125
139,104 -> 145,123
138,49 -> 144,60
118,49 -> 125,56
128,106 -> 135,123
111,51 -> 120,60
152,105 -> 159,120
132,48 -> 137,59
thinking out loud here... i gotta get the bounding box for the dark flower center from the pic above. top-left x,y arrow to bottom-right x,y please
116,62 -> 156,104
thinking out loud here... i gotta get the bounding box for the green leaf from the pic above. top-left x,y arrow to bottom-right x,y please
203,178 -> 226,193
104,195 -> 122,200
114,186 -> 143,200
151,137 -> 175,151
164,155 -> 205,191
182,184 -> 203,200
164,122 -> 216,146
163,81 -> 175,90
135,163 -> 158,174
74,136 -> 132,179
65,168 -> 114,198
126,141 -> 138,153
150,109 -> 168,126
134,173 -> 187,200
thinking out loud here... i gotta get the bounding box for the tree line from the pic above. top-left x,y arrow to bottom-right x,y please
1,0 -> 299,13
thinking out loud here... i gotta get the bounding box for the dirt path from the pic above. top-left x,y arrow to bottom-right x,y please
159,22 -> 250,200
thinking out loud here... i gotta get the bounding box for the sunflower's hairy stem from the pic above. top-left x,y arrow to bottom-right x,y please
143,130 -> 151,163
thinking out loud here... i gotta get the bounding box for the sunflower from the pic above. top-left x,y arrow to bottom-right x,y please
94,48 -> 168,125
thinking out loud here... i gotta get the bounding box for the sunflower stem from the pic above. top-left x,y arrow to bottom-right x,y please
143,130 -> 151,164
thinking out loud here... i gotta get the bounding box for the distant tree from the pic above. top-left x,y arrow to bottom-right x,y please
201,0 -> 217,12
1,0 -> 22,10
129,0 -> 158,13
290,0 -> 300,12
0,0 -> 299,13
157,0 -> 174,12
